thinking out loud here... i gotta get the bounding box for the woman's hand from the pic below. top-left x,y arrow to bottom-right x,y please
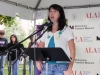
36,61 -> 43,71
63,69 -> 72,75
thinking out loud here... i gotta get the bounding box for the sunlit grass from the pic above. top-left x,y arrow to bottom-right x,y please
4,64 -> 34,75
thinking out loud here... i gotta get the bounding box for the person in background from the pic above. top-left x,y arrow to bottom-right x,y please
28,36 -> 40,75
7,34 -> 23,75
0,30 -> 8,75
36,4 -> 75,75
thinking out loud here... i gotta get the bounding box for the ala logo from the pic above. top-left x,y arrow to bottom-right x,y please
71,70 -> 90,75
85,47 -> 100,53
86,12 -> 100,18
75,37 -> 82,42
75,37 -> 92,42
71,71 -> 82,75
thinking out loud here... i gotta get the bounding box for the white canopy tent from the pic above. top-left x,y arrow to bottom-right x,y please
1,0 -> 100,20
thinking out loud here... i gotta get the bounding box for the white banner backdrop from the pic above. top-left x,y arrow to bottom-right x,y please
36,7 -> 100,75
67,7 -> 100,75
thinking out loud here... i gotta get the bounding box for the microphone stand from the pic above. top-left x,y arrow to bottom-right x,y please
8,52 -> 11,75
20,48 -> 27,75
8,49 -> 17,75
33,35 -> 36,75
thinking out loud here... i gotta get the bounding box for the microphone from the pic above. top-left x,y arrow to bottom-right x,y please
39,20 -> 54,29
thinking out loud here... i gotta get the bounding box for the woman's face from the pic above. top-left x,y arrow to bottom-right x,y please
11,36 -> 16,42
49,8 -> 60,22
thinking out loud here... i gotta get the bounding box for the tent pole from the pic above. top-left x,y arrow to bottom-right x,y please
33,0 -> 41,75
33,10 -> 37,75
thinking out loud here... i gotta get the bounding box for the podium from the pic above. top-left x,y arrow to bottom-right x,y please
26,48 -> 71,75
26,48 -> 71,61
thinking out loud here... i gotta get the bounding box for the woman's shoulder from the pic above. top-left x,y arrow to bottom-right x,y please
42,31 -> 48,36
62,25 -> 71,32
8,43 -> 15,46
7,43 -> 12,47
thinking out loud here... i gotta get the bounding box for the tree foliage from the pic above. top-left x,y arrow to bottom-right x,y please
0,14 -> 28,47
4,25 -> 29,47
0,15 -> 17,27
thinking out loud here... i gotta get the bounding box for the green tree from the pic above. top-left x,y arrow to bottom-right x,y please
0,14 -> 28,47
0,15 -> 17,27
66,19 -> 68,25
42,19 -> 47,24
4,25 -> 28,47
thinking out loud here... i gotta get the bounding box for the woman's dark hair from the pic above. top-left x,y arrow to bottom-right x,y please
10,34 -> 18,44
47,4 -> 67,31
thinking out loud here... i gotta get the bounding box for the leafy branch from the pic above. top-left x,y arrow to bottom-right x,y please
0,15 -> 17,27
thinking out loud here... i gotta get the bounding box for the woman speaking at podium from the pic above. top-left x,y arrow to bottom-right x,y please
36,4 -> 75,75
